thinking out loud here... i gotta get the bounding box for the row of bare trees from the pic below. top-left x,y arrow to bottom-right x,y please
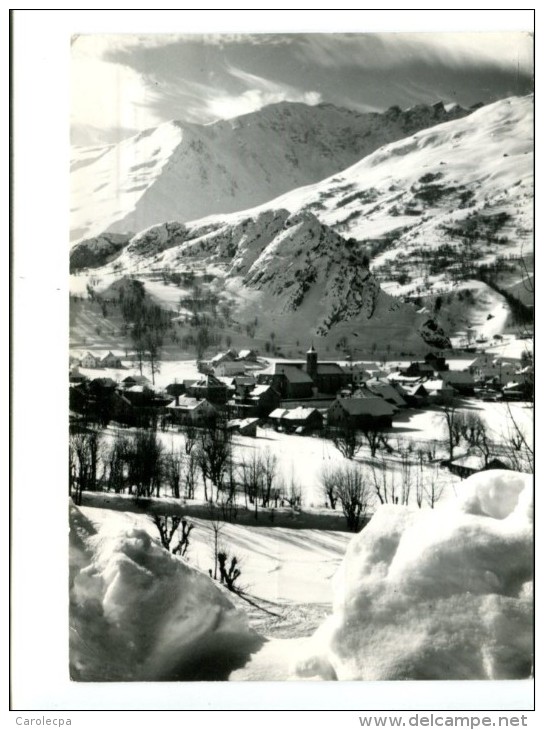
442,402 -> 533,472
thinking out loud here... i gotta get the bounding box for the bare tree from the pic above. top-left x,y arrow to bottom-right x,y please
164,445 -> 184,498
424,469 -> 445,509
126,429 -> 164,498
104,432 -> 130,494
183,451 -> 198,499
181,422 -> 198,455
370,455 -> 397,505
239,451 -> 263,518
442,401 -> 462,461
260,450 -> 278,507
153,515 -> 193,556
69,428 -> 102,504
320,465 -> 339,509
217,551 -> 242,592
329,423 -> 362,460
196,420 -> 232,502
399,449 -> 412,506
335,464 -> 374,531
285,469 -> 302,510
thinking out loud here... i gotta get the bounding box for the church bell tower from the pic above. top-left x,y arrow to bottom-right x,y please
306,344 -> 318,382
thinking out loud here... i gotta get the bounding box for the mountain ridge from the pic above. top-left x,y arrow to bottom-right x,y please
71,99 -> 471,245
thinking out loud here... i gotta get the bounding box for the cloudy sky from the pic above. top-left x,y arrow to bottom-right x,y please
71,31 -> 533,146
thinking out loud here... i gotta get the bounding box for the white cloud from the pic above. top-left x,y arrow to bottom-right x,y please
208,88 -> 321,120
207,65 -> 322,119
297,31 -> 533,74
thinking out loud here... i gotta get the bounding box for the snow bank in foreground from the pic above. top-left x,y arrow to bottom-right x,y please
296,470 -> 533,681
69,505 -> 263,681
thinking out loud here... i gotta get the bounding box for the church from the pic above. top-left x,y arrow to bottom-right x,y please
257,345 -> 351,398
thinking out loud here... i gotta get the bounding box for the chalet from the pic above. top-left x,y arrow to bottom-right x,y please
227,417 -> 260,437
424,352 -> 448,371
348,363 -> 388,386
166,396 -> 217,425
237,349 -> 258,362
439,370 -> 475,395
214,360 -> 247,377
397,382 -> 428,407
403,361 -> 435,377
209,349 -> 238,367
187,374 -> 229,405
364,378 -> 407,408
229,383 -> 281,418
327,396 -> 395,429
101,351 -> 124,368
269,407 -> 323,433
122,374 -> 151,389
81,352 -> 100,369
468,355 -> 518,385
423,379 -> 456,404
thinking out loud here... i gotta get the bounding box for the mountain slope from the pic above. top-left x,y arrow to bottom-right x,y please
261,94 -> 533,298
70,100 -> 470,245
91,208 -> 450,353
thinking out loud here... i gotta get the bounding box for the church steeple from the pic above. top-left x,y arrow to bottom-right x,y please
306,343 -> 318,381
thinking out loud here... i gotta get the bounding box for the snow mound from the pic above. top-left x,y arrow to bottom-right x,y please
296,470 -> 533,681
69,505 -> 263,681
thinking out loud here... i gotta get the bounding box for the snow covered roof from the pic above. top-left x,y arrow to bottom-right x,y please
265,363 -> 313,383
283,407 -> 321,421
250,384 -> 274,397
238,349 -> 257,359
333,397 -> 395,417
166,396 -> 209,410
269,408 -> 289,419
365,379 -> 407,406
424,379 -> 453,392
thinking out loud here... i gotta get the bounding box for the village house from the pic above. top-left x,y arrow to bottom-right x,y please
396,382 -> 429,407
402,361 -> 435,378
363,378 -> 407,408
439,370 -> 475,395
81,351 -> 100,369
121,374 -> 151,389
166,396 -> 217,425
226,417 -> 260,437
187,373 -> 229,405
327,396 -> 395,430
100,351 -> 124,368
208,349 -> 239,368
424,352 -> 449,371
237,349 -> 258,362
348,362 -> 387,386
229,383 -> 281,418
468,355 -> 519,386
423,379 -> 456,404
214,360 -> 247,377
269,406 -> 324,433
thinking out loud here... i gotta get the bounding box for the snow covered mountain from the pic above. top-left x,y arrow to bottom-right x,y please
70,95 -> 532,352
71,100 -> 470,245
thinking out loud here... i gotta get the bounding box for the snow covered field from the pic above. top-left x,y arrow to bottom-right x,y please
70,468 -> 533,681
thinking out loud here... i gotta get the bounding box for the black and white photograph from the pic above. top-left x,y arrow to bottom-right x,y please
11,8 -> 535,713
